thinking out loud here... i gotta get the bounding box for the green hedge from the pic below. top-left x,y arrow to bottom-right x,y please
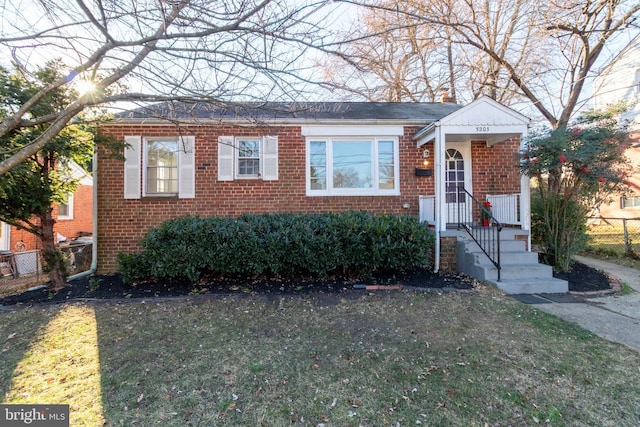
117,211 -> 435,284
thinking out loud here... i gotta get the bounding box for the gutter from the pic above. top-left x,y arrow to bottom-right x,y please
67,149 -> 98,281
107,117 -> 440,127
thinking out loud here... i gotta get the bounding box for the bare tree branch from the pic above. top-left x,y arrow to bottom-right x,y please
330,0 -> 640,128
0,0 -> 340,175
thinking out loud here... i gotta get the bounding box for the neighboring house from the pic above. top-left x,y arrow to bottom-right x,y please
593,34 -> 640,218
97,96 -> 566,294
0,160 -> 93,253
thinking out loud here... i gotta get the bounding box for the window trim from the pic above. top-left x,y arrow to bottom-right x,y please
217,135 -> 278,181
305,136 -> 400,196
622,196 -> 640,209
57,193 -> 74,220
123,135 -> 195,200
143,137 -> 180,197
235,137 -> 262,179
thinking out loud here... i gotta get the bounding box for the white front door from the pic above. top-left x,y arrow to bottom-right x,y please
445,142 -> 472,225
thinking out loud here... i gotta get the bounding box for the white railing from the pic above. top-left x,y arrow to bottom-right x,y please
486,193 -> 520,225
419,195 -> 435,224
420,193 -> 520,226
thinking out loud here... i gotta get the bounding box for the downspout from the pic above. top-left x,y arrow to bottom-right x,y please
433,123 -> 442,273
433,223 -> 440,273
67,149 -> 98,281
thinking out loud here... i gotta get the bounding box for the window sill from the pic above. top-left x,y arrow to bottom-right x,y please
141,194 -> 179,201
306,191 -> 401,197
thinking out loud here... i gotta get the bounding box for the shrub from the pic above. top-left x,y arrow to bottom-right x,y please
117,211 -> 435,284
530,191 -> 589,270
521,105 -> 632,272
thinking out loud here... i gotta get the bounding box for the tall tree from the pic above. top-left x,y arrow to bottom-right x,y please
521,104 -> 633,270
336,0 -> 640,128
0,63 -> 97,289
324,2 -> 458,102
326,0 -> 542,106
0,0 -> 337,176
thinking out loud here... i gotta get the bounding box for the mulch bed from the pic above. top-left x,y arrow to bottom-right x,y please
0,267 -> 475,307
0,261 -> 613,307
553,261 -> 612,293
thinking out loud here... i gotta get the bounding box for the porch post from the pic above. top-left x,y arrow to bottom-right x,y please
519,129 -> 532,251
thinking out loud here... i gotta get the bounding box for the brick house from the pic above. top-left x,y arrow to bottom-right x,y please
0,160 -> 93,253
593,33 -> 640,218
97,96 -> 567,293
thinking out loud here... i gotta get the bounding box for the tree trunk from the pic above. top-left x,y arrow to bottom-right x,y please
40,211 -> 67,291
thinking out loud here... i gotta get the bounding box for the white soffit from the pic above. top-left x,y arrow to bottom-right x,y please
415,96 -> 530,146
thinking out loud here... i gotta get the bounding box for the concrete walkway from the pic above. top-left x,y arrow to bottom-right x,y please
531,255 -> 640,352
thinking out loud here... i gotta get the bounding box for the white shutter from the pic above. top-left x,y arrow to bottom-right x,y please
123,136 -> 141,199
178,136 -> 195,198
262,135 -> 278,181
218,136 -> 235,181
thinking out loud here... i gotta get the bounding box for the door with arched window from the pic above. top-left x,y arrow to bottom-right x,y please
445,143 -> 472,226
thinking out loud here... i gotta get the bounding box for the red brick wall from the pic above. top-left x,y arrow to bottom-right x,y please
97,124 -> 521,273
472,138 -> 521,197
7,183 -> 93,251
438,235 -> 458,273
598,131 -> 640,219
54,184 -> 93,240
470,138 -> 522,219
8,227 -> 39,252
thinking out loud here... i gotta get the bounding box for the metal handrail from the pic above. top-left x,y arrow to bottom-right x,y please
457,187 -> 503,281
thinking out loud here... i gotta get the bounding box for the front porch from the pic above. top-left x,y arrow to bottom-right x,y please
421,193 -> 567,294
413,97 -> 566,294
440,228 -> 568,294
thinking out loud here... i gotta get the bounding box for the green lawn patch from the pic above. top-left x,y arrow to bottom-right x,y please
1,287 -> 639,426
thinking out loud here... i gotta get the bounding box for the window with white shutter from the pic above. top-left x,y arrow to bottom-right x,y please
123,135 -> 195,199
217,135 -> 278,181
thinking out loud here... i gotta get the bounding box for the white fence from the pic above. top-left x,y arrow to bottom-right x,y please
1,250 -> 42,278
13,250 -> 43,275
486,193 -> 520,225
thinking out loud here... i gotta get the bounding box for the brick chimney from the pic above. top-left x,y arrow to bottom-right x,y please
439,89 -> 456,103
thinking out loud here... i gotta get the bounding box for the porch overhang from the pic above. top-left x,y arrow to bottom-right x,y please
415,127 -> 524,146
412,96 -> 532,275
414,96 -> 531,147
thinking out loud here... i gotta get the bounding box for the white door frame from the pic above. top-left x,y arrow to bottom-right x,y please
444,141 -> 472,225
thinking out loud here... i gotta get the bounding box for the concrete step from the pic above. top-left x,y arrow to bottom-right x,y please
469,262 -> 554,281
461,239 -> 527,253
456,234 -> 566,294
485,278 -> 569,294
465,250 -> 539,266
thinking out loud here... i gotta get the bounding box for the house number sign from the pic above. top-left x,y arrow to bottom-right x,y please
475,126 -> 490,132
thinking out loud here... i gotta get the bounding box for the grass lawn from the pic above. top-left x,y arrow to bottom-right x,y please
1,286 -> 639,426
585,220 -> 640,266
580,247 -> 640,270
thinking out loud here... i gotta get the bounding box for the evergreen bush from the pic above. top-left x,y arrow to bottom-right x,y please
117,211 -> 434,284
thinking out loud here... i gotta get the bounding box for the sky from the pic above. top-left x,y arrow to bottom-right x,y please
0,0 -> 638,123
